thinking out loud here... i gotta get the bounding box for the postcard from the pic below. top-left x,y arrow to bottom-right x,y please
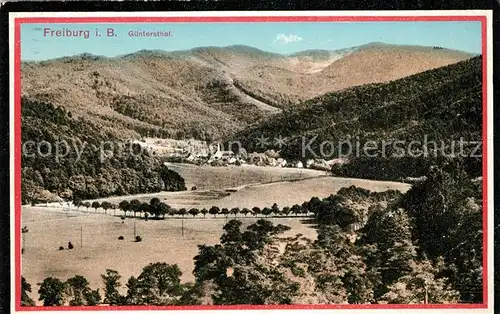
8,10 -> 494,313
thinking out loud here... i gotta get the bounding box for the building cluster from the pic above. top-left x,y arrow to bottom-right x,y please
183,144 -> 347,170
138,139 -> 347,170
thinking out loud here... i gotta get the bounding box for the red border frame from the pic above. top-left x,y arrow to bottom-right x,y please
13,14 -> 489,311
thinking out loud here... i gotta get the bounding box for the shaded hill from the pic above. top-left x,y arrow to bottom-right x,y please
231,56 -> 482,180
21,43 -> 474,141
21,98 -> 187,203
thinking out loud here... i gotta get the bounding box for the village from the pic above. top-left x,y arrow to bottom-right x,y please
135,137 -> 345,171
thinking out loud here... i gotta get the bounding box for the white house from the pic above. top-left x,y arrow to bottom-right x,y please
277,158 -> 287,167
210,143 -> 234,161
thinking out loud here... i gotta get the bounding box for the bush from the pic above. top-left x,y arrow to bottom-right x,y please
59,246 -> 64,251
191,186 -> 197,191
135,236 -> 142,242
118,236 -> 124,240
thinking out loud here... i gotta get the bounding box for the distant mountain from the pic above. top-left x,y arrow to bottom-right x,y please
21,43 -> 474,141
288,48 -> 355,61
230,56 -> 482,180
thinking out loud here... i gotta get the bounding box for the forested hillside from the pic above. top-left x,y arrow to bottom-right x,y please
231,56 -> 482,181
222,56 -> 485,304
21,98 -> 186,204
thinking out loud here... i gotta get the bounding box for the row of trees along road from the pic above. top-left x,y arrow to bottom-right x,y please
73,197 -> 310,219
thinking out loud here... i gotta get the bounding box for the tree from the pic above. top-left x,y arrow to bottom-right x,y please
38,277 -> 66,306
358,208 -> 418,298
380,259 -> 460,304
73,196 -> 83,209
150,198 -> 161,218
291,204 -> 301,216
279,235 -> 349,304
129,199 -> 141,217
169,208 -> 178,217
21,97 -> 188,205
140,203 -> 151,218
83,202 -> 91,211
221,208 -> 229,217
262,207 -> 273,217
133,262 -> 184,305
209,206 -> 220,218
193,219 -> 295,305
178,208 -> 187,218
125,276 -> 140,305
281,206 -> 291,216
150,197 -> 161,207
188,208 -> 199,218
241,208 -> 250,217
65,275 -> 91,306
119,200 -> 130,216
271,203 -> 280,215
200,208 -> 208,218
230,207 -> 240,217
305,196 -> 322,215
158,202 -> 170,219
178,282 -> 204,305
84,288 -> 101,306
101,269 -> 123,305
21,276 -> 35,306
159,165 -> 187,192
398,165 -> 483,302
101,201 -> 112,214
316,224 -> 374,304
252,207 -> 261,216
91,201 -> 100,213
244,219 -> 291,249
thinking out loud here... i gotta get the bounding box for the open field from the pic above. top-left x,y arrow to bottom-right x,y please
201,176 -> 410,209
78,176 -> 410,210
82,164 -> 410,209
21,207 -> 316,304
165,162 -> 329,190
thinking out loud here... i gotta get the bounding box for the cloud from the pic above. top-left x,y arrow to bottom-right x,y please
274,33 -> 303,44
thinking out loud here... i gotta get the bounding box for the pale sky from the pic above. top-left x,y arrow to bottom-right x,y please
21,21 -> 482,61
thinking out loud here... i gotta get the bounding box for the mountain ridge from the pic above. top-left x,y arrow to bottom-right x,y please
22,42 -> 475,141
22,42 -> 476,63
